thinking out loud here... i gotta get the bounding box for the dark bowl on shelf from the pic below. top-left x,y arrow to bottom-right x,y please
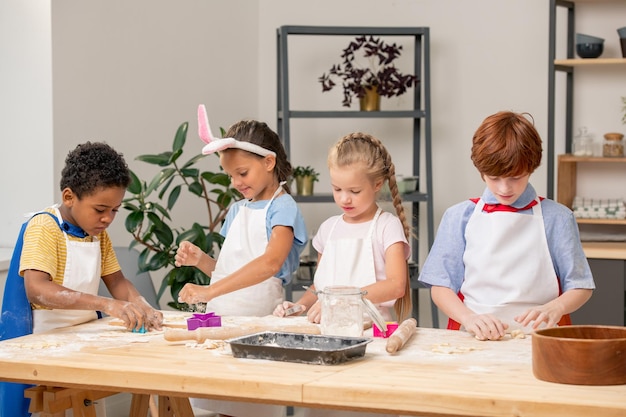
576,43 -> 603,59
575,33 -> 604,44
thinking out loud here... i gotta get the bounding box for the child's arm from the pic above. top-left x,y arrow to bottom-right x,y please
515,288 -> 593,329
178,225 -> 294,305
361,241 -> 407,304
24,269 -> 162,331
431,286 -> 508,340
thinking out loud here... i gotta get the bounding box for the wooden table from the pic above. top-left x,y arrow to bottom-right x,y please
0,315 -> 624,417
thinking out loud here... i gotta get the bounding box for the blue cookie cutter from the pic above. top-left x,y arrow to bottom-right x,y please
187,312 -> 221,330
132,325 -> 146,333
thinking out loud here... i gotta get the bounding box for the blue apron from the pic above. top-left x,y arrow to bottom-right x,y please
0,212 -> 63,417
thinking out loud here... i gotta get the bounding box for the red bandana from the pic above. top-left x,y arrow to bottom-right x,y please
470,197 -> 543,213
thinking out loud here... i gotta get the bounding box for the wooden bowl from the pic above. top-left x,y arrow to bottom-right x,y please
532,325 -> 626,385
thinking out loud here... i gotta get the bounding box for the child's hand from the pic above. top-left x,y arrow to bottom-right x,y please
273,301 -> 305,317
131,296 -> 163,331
177,283 -> 209,305
306,300 -> 322,324
462,313 -> 508,341
515,305 -> 561,329
106,299 -> 160,332
175,241 -> 203,267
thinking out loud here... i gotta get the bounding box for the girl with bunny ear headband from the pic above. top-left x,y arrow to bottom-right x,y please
178,105 -> 308,417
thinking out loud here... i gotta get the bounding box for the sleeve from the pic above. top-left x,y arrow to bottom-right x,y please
99,232 -> 121,277
312,216 -> 337,255
268,196 -> 308,283
542,200 -> 595,291
418,201 -> 474,292
219,201 -> 242,237
378,213 -> 411,260
19,214 -> 62,279
268,196 -> 308,246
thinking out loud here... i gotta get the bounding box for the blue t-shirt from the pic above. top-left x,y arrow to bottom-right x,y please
418,183 -> 595,293
220,194 -> 307,284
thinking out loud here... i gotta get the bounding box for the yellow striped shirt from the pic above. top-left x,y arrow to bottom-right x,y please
19,207 -> 120,310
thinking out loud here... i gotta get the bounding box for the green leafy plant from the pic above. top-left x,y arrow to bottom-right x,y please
123,121 -> 241,310
318,35 -> 418,108
293,165 -> 320,182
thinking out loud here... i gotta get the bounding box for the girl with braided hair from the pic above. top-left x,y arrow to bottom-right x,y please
275,132 -> 412,326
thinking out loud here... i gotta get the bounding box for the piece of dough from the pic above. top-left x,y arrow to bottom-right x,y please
510,329 -> 526,339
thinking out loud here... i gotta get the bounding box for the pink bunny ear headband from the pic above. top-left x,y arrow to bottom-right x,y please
197,104 -> 276,157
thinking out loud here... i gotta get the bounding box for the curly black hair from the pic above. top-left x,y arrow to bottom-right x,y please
60,142 -> 131,198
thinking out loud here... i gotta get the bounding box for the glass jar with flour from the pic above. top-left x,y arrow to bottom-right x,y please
320,286 -> 365,337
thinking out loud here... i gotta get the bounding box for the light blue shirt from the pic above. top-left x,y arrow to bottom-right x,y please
220,194 -> 307,284
418,184 -> 595,293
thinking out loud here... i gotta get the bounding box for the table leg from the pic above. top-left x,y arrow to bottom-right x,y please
129,393 -> 150,417
158,395 -> 194,417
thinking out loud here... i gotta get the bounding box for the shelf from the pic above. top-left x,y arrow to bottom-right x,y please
582,241 -> 626,260
559,154 -> 626,163
577,218 -> 626,225
277,25 -> 433,253
554,58 -> 626,66
278,110 -> 425,119
557,154 -> 626,210
277,25 -> 436,326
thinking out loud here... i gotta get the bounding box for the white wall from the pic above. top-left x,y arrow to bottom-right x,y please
0,0 -> 53,247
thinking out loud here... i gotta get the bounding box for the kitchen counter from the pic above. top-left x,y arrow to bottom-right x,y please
0,314 -> 624,417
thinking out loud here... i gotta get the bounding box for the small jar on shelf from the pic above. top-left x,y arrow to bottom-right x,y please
602,132 -> 624,157
572,127 -> 594,156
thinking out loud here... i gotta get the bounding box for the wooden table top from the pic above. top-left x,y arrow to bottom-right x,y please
0,313 -> 624,417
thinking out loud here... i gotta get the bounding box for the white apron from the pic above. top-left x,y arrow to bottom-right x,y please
32,207 -> 105,417
32,207 -> 101,334
306,208 -> 396,417
313,208 -> 392,320
461,199 -> 559,332
196,186 -> 286,417
206,184 -> 284,317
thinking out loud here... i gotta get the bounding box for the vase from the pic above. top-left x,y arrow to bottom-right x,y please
359,86 -> 381,111
295,175 -> 315,196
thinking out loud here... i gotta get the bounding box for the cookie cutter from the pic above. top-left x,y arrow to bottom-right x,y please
187,312 -> 222,330
373,322 -> 399,338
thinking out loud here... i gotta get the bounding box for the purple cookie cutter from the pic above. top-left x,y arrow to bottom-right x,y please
187,312 -> 222,330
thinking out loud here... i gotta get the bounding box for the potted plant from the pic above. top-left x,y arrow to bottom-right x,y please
123,121 -> 241,310
318,35 -> 418,110
293,165 -> 319,196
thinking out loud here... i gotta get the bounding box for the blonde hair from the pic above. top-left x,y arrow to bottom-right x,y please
328,132 -> 412,321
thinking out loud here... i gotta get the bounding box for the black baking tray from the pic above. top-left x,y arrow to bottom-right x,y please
227,332 -> 372,365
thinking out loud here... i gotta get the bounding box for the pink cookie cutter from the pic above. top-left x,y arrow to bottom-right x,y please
187,312 -> 222,330
373,322 -> 399,338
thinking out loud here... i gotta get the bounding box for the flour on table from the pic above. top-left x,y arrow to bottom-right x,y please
430,342 -> 482,354
185,340 -> 226,350
3,341 -> 63,350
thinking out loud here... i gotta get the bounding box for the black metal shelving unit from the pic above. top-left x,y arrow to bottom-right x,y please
276,25 -> 437,326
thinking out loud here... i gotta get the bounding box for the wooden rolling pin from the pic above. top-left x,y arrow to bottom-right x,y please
164,323 -> 321,343
385,318 -> 417,354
